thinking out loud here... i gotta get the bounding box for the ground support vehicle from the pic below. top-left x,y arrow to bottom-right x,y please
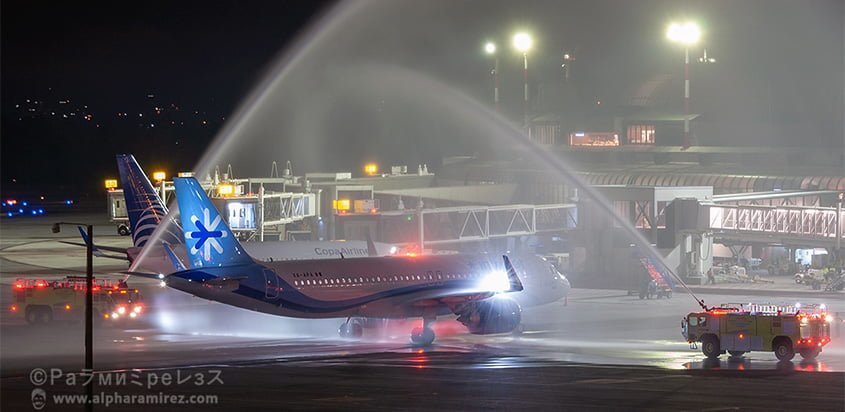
9,277 -> 145,325
682,303 -> 832,361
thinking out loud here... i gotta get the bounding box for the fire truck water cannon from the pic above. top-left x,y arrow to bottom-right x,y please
682,302 -> 832,362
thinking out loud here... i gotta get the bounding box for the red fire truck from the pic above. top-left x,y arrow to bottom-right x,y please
682,303 -> 832,361
9,276 -> 145,325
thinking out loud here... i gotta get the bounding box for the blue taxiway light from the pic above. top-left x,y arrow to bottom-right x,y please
6,212 -> 12,217
22,201 -> 28,206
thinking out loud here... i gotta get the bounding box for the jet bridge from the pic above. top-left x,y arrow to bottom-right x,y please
377,203 -> 577,248
707,203 -> 844,249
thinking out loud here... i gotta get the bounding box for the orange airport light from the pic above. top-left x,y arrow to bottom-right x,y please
364,163 -> 379,176
333,199 -> 351,211
152,171 -> 167,182
104,179 -> 118,190
217,183 -> 235,196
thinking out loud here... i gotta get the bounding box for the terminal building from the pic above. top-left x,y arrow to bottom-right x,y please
106,150 -> 844,288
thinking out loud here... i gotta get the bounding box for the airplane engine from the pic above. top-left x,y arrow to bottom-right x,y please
457,296 -> 522,335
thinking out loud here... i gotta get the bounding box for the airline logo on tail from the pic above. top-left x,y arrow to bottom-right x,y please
188,208 -> 227,261
174,177 -> 253,269
116,154 -> 181,248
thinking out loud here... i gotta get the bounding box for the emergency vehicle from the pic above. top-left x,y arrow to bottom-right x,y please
9,276 -> 145,325
682,303 -> 832,361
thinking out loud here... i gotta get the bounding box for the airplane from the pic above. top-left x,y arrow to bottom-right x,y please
72,154 -> 570,308
65,154 -> 398,273
160,176 -> 529,345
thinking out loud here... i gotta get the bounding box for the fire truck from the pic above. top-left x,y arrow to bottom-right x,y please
682,303 -> 832,361
9,276 -> 145,325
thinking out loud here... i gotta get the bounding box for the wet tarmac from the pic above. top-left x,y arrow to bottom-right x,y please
2,214 -> 844,410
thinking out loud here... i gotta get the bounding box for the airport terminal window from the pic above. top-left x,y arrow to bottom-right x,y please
627,124 -> 655,144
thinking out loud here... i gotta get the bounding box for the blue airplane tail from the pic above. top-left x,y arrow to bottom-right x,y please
173,177 -> 253,269
116,154 -> 181,248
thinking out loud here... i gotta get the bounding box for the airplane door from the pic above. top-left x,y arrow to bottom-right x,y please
263,269 -> 280,299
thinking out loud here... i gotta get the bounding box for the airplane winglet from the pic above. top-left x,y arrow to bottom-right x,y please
76,226 -> 107,258
503,255 -> 524,292
162,241 -> 187,272
365,232 -> 378,257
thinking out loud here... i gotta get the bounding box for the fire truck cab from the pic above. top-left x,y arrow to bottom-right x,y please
10,276 -> 145,325
682,303 -> 832,361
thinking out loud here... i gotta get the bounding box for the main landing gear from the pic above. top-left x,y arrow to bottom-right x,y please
410,316 -> 436,346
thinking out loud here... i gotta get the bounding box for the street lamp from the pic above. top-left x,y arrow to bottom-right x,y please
153,171 -> 167,203
512,32 -> 533,130
666,21 -> 701,149
51,222 -> 94,412
484,41 -> 500,112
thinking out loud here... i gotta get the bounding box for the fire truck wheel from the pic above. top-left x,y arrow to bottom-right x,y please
728,351 -> 745,357
701,335 -> 721,359
799,349 -> 820,360
25,306 -> 52,325
773,339 -> 794,361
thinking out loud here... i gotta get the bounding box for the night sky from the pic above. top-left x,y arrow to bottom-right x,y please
2,0 -> 843,197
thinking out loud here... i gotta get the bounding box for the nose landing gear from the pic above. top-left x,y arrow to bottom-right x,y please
339,318 -> 363,339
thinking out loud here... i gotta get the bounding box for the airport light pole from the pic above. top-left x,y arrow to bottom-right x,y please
666,21 -> 701,150
484,41 -> 500,113
52,222 -> 94,412
512,32 -> 533,132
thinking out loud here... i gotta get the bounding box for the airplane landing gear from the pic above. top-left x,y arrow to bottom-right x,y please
339,318 -> 363,339
410,317 -> 436,346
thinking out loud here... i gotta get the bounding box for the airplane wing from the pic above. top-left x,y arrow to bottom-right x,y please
58,241 -> 129,260
407,255 -> 523,308
59,226 -> 130,260
121,271 -> 164,280
408,290 -> 497,308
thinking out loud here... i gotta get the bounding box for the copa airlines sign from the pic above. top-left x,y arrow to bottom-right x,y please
313,247 -> 369,257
